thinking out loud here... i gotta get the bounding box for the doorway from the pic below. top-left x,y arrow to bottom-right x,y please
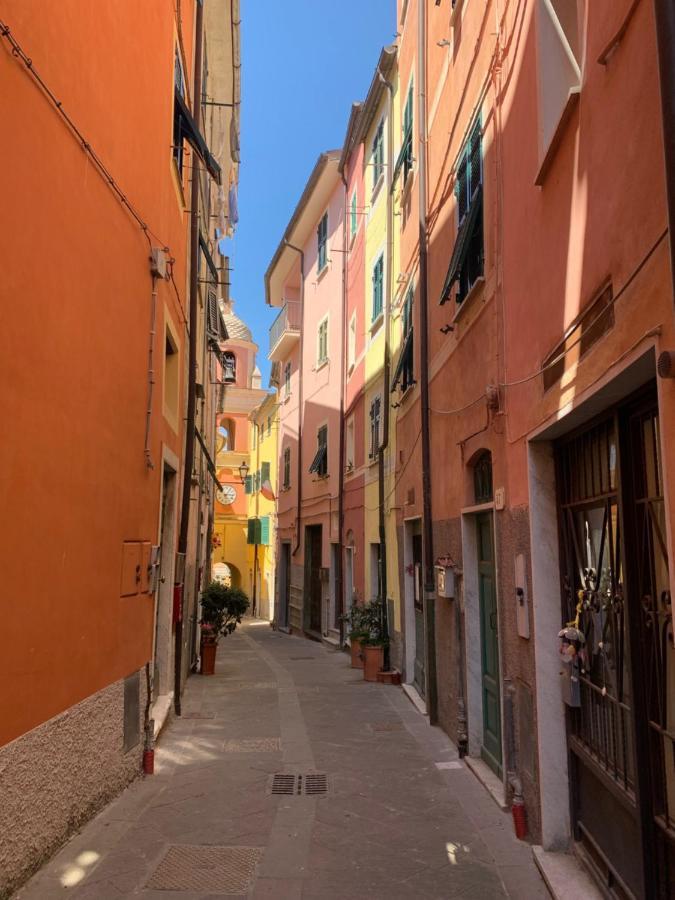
555,384 -> 673,899
278,542 -> 291,630
154,463 -> 177,699
304,525 -> 323,635
404,518 -> 426,700
476,511 -> 502,776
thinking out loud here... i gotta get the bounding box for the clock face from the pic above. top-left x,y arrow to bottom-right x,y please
217,484 -> 237,505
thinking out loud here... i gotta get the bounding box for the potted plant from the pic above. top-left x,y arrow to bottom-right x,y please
360,598 -> 388,682
340,601 -> 367,669
199,581 -> 250,675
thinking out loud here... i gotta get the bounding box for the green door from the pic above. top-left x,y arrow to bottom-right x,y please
412,533 -> 425,697
477,513 -> 502,775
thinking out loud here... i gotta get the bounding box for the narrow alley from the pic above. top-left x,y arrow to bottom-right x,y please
17,624 -> 551,900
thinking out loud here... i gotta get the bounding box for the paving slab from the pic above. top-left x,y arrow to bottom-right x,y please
15,620 -> 549,899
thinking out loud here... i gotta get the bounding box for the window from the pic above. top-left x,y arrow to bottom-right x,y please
244,474 -> 252,494
261,461 -> 271,484
439,119 -> 483,305
369,396 -> 382,459
222,351 -> 236,383
309,425 -> 328,478
473,450 -> 493,504
172,48 -> 221,183
392,287 -> 415,393
372,255 -> 384,323
173,49 -> 186,175
317,212 -> 328,272
372,119 -> 384,189
317,316 -> 328,365
393,81 -> 414,186
283,446 -> 291,489
346,417 -> 355,470
284,361 -> 291,397
536,0 -> 581,179
348,313 -> 356,371
164,326 -> 179,426
350,190 -> 358,239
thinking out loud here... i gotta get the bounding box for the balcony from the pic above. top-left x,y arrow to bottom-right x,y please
269,301 -> 301,361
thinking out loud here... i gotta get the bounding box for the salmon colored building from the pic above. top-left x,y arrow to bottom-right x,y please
0,2 -> 239,893
391,1 -> 675,896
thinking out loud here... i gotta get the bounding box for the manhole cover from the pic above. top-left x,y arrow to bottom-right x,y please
146,844 -> 263,893
268,774 -> 330,796
369,722 -> 404,733
224,738 -> 280,753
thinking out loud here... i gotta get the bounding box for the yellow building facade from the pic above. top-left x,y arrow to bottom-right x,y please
246,392 -> 278,621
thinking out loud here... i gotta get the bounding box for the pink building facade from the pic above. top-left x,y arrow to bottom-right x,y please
266,152 -> 344,639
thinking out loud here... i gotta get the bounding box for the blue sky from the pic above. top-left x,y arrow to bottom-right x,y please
225,0 -> 395,383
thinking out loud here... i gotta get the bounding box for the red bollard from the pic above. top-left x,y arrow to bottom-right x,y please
512,798 -> 527,840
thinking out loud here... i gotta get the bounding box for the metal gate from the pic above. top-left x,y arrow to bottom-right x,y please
555,384 -> 673,898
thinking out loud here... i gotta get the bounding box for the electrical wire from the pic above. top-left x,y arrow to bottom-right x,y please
0,19 -> 171,255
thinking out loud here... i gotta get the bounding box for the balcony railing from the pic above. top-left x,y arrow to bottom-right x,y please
269,301 -> 301,360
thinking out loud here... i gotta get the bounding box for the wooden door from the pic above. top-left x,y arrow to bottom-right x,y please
307,526 -> 323,635
477,512 -> 502,776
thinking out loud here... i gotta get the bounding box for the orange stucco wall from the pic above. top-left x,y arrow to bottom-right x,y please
0,1 -> 197,745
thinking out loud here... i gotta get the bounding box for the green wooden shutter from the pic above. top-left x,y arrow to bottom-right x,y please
247,518 -> 256,544
245,475 -> 252,494
261,461 -> 271,482
260,516 -> 270,546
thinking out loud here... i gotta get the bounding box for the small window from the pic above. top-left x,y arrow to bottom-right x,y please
372,255 -> 384,322
283,446 -> 291,489
350,190 -> 358,239
309,425 -> 328,478
173,49 -> 186,175
393,81 -> 414,187
164,326 -> 179,425
346,417 -> 355,470
348,313 -> 356,370
318,317 -> 329,364
261,461 -> 271,483
369,396 -> 382,459
284,361 -> 291,397
392,287 -> 415,393
473,451 -> 493,504
372,119 -> 384,189
317,212 -> 328,272
222,351 -> 236,383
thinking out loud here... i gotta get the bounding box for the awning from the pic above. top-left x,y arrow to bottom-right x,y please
439,184 -> 482,304
308,443 -> 327,475
391,122 -> 413,191
391,329 -> 414,392
194,427 -> 222,490
174,89 -> 222,184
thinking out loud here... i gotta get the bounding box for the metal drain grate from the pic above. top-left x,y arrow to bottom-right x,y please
270,774 -> 297,795
269,774 -> 330,796
146,844 -> 263,893
224,738 -> 281,753
302,773 -> 329,795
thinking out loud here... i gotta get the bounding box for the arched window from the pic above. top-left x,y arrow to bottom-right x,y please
222,352 -> 236,383
473,450 -> 493,504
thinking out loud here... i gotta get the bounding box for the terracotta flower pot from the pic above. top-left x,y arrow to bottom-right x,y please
376,669 -> 401,685
363,645 -> 384,682
350,638 -> 364,669
200,640 -> 217,675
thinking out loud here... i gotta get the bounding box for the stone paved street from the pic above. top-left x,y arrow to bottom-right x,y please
16,622 -> 549,899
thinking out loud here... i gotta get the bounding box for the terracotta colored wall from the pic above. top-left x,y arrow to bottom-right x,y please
0,1 -> 195,746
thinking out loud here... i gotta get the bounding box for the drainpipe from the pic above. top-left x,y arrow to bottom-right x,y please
338,174 -> 348,645
378,63 -> 395,669
418,0 -> 438,723
285,241 -> 305,559
654,0 -> 675,305
175,0 -> 205,717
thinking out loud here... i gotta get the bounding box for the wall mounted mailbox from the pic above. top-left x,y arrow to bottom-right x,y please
435,564 -> 455,599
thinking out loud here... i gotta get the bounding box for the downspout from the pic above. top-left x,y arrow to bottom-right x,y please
338,174 -> 348,645
418,0 -> 438,723
378,63 -> 394,669
654,0 -> 675,306
175,0 -> 205,717
285,241 -> 305,558
143,275 -> 159,469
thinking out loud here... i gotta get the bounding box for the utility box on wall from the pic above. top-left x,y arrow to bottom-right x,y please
435,564 -> 455,599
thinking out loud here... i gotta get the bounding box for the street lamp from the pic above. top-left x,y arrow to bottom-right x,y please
238,460 -> 249,484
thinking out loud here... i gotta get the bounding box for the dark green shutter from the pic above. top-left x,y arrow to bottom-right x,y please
247,518 -> 255,544
261,461 -> 271,482
245,475 -> 252,494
